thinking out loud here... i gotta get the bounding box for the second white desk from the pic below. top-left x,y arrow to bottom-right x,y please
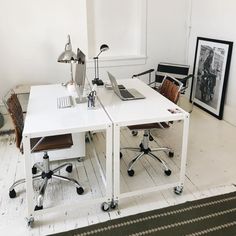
96,78 -> 190,205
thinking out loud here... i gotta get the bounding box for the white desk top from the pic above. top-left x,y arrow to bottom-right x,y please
23,84 -> 111,138
97,79 -> 188,126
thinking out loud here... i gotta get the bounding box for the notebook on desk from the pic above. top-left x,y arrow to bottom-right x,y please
107,72 -> 145,101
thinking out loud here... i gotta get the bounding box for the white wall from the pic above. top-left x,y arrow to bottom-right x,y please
85,0 -> 147,69
188,0 -> 236,125
0,0 -> 87,98
0,0 -> 189,99
87,0 -> 189,81
86,0 -> 143,58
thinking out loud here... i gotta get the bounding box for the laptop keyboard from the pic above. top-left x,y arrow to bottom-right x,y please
120,89 -> 134,98
57,96 -> 73,108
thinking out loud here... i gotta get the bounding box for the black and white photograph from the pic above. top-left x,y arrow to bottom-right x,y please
190,37 -> 233,119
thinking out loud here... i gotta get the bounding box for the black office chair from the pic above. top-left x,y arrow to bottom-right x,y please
132,62 -> 192,95
4,91 -> 84,211
121,75 -> 183,177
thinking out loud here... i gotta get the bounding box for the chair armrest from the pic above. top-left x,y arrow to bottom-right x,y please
179,74 -> 193,94
132,69 -> 155,78
180,74 -> 193,84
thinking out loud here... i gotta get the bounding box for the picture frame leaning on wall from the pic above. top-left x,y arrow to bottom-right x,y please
190,37 -> 233,120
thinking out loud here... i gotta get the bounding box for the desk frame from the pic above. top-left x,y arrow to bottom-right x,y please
113,115 -> 189,201
22,84 -> 113,225
96,78 -> 190,205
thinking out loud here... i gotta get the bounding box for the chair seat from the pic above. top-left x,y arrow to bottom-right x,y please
128,122 -> 169,130
30,134 -> 73,153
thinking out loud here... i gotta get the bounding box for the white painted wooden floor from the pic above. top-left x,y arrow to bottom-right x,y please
0,106 -> 235,236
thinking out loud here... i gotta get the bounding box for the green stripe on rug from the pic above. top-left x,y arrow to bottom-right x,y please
54,191 -> 236,236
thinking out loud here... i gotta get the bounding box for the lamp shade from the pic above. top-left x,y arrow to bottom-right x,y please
58,35 -> 78,63
100,44 -> 109,52
95,44 -> 109,58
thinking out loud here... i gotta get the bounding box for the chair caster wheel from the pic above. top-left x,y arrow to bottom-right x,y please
76,187 -> 84,195
149,135 -> 154,141
32,166 -> 37,174
9,189 -> 16,198
101,202 -> 110,211
85,137 -> 90,143
26,217 -> 34,228
34,205 -> 43,211
139,143 -> 144,149
77,157 -> 85,162
128,169 -> 135,177
66,165 -> 73,173
120,152 -> 123,159
174,186 -> 183,195
132,131 -> 138,136
169,151 -> 174,157
110,201 -> 118,209
164,169 -> 171,176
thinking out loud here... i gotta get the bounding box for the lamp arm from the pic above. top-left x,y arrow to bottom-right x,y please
96,51 -> 102,57
65,43 -> 70,51
65,35 -> 72,51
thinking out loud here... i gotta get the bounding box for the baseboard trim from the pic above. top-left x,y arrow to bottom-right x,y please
223,105 -> 236,127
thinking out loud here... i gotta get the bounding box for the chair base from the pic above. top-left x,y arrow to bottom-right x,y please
122,130 -> 173,177
126,143 -> 172,177
9,153 -> 84,210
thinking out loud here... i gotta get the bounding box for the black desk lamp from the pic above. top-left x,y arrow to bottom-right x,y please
92,44 -> 109,86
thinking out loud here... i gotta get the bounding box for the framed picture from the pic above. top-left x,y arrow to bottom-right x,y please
190,37 -> 233,119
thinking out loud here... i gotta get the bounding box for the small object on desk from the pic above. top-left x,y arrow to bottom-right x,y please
57,96 -> 73,109
167,108 -> 182,114
87,90 -> 96,109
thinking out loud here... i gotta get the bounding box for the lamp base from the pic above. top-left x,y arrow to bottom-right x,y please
92,79 -> 104,86
75,97 -> 87,104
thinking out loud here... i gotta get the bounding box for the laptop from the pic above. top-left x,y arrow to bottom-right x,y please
107,72 -> 145,101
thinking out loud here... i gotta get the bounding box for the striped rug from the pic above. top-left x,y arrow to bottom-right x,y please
54,191 -> 236,236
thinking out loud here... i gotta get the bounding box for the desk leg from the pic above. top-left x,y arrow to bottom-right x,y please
105,125 -> 113,202
179,114 -> 190,189
113,124 -> 120,202
23,135 -> 35,224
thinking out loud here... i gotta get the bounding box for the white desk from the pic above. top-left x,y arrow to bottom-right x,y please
23,84 -> 112,222
96,78 -> 190,203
